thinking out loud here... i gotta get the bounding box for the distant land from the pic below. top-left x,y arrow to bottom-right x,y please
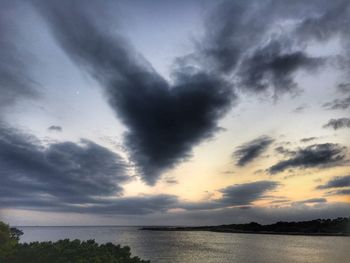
141,217 -> 350,236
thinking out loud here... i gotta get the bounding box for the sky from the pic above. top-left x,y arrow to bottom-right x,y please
0,0 -> 349,226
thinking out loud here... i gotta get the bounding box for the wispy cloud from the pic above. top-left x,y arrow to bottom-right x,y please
300,137 -> 317,143
316,175 -> 350,189
233,136 -> 274,166
48,125 -> 62,132
268,143 -> 347,174
323,118 -> 350,130
323,97 -> 350,110
181,181 -> 280,210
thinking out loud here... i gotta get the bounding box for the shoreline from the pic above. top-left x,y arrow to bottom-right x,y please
140,227 -> 350,237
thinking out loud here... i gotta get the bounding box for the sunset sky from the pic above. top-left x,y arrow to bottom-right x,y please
0,0 -> 349,226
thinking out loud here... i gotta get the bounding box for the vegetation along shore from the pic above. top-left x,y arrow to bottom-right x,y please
141,217 -> 350,236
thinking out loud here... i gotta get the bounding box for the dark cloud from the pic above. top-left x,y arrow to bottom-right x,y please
48,125 -> 62,132
316,175 -> 350,189
323,97 -> 350,110
34,0 -> 235,185
0,193 -> 179,216
323,118 -> 350,130
50,194 -> 179,215
200,0 -> 346,96
0,0 -> 37,112
181,181 -> 279,210
294,0 -> 350,42
337,83 -> 350,94
0,124 -> 130,210
275,146 -> 296,157
218,180 -> 279,206
0,124 -> 178,215
237,41 -> 322,95
268,143 -> 347,174
234,136 -> 274,166
300,137 -> 317,143
200,0 -> 258,73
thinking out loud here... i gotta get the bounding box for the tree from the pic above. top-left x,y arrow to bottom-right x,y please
0,222 -> 17,260
0,221 -> 150,263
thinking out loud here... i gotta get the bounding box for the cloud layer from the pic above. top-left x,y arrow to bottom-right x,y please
0,124 -> 130,210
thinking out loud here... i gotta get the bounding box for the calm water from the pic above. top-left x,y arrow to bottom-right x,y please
19,226 -> 350,263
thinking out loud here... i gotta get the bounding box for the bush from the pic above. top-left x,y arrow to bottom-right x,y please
0,222 -> 149,263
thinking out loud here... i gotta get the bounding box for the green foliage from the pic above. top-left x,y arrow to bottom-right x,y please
7,239 -> 149,263
0,222 -> 18,260
10,227 -> 23,242
0,222 -> 150,263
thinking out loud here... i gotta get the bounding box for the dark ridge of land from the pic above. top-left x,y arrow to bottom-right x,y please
141,217 -> 350,236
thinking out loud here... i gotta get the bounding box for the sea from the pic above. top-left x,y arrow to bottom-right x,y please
18,226 -> 350,263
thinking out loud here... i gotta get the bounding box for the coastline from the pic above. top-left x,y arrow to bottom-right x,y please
141,226 -> 350,237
